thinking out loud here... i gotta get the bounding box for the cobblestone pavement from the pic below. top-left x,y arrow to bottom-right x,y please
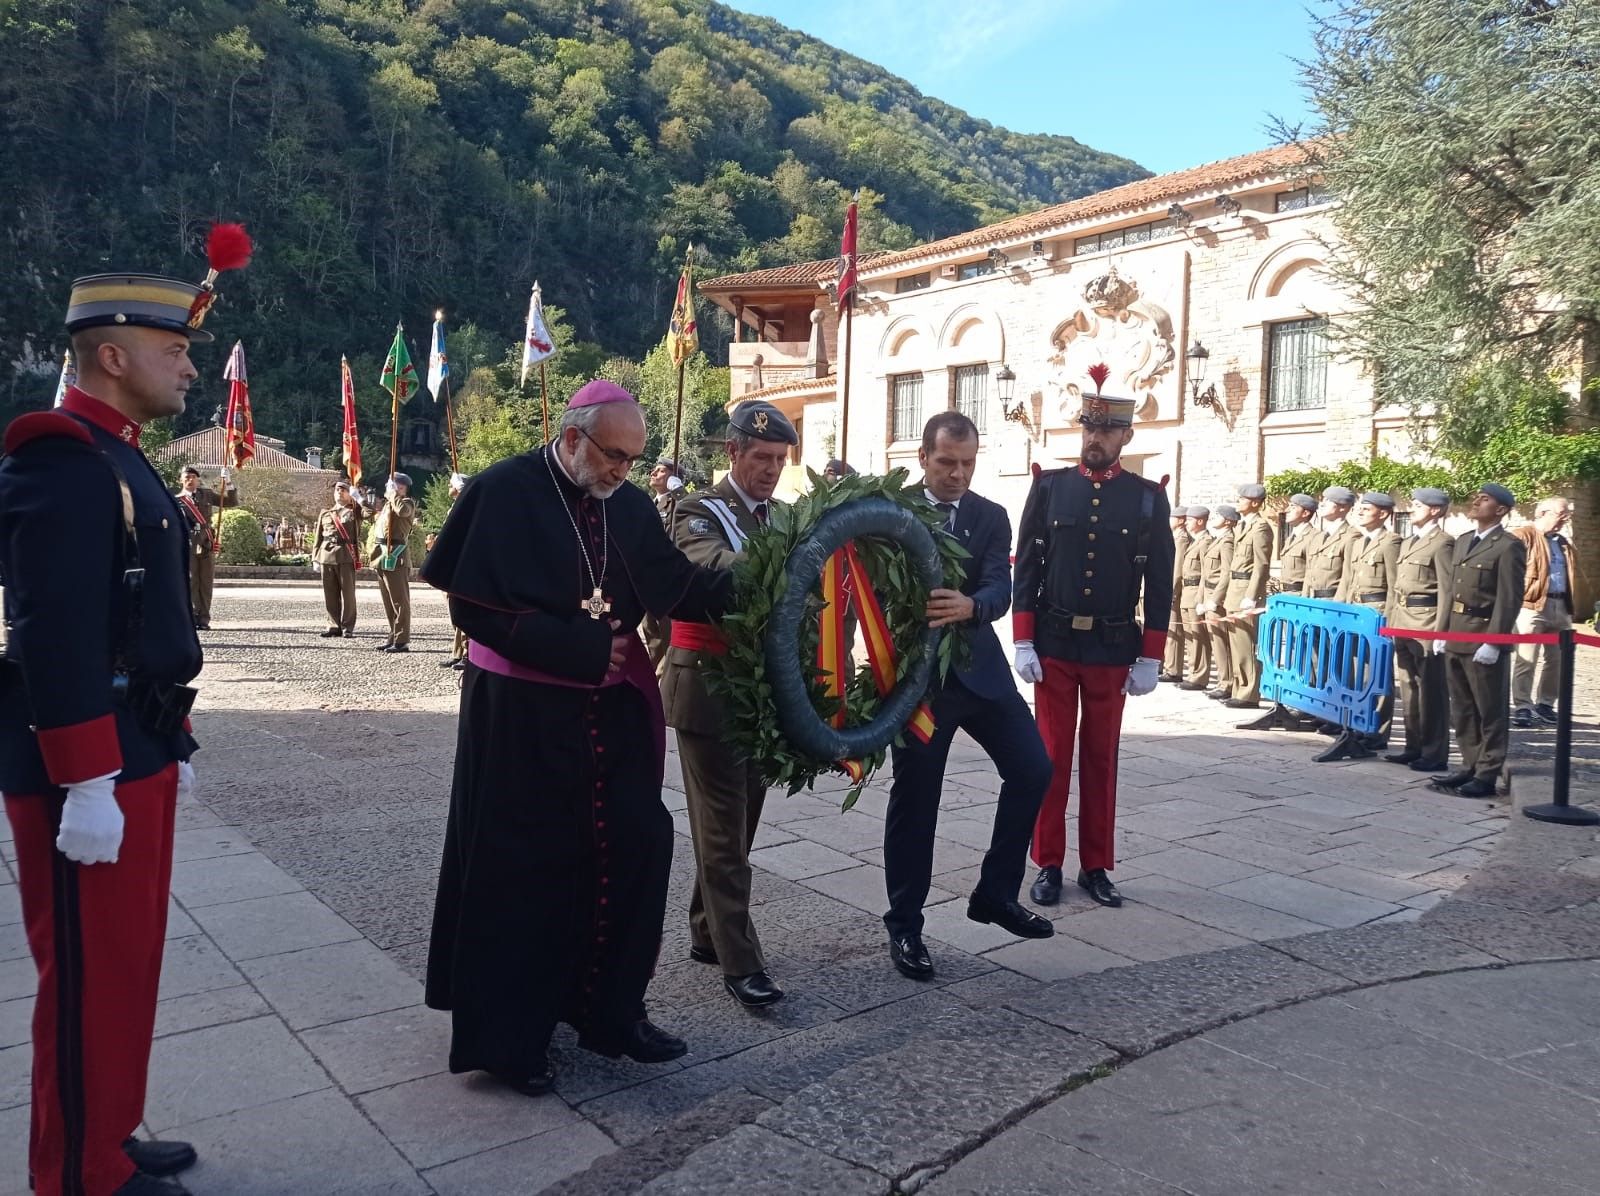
0,583 -> 1595,1193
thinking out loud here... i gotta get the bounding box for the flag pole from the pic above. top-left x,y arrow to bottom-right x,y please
840,286 -> 853,467
441,373 -> 459,474
671,358 -> 686,471
669,244 -> 695,471
388,323 -> 402,482
539,361 -> 550,443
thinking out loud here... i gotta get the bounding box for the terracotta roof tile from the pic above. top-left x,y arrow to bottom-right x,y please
729,374 -> 838,405
699,253 -> 890,292
864,144 -> 1315,272
150,426 -> 329,472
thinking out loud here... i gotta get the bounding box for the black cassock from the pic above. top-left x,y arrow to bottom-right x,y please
420,444 -> 730,1076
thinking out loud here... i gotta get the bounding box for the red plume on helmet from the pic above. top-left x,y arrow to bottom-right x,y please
188,222 -> 253,329
1087,363 -> 1110,394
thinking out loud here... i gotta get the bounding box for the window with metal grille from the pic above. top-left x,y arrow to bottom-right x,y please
953,364 -> 989,434
895,272 -> 931,293
1266,318 -> 1330,412
889,373 -> 923,442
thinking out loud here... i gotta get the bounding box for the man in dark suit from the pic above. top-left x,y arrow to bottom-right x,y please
882,412 -> 1054,979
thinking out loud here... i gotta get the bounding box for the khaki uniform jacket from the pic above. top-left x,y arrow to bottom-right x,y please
661,477 -> 768,737
1441,525 -> 1527,654
173,484 -> 237,554
312,504 -> 364,567
368,495 -> 417,567
1335,528 -> 1402,608
1303,522 -> 1361,598
1199,529 -> 1235,611
1279,522 -> 1315,591
1223,514 -> 1274,612
1387,525 -> 1455,633
1171,528 -> 1192,615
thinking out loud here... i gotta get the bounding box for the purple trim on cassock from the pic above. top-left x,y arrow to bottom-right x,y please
466,635 -> 666,780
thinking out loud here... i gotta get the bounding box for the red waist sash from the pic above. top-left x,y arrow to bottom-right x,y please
670,621 -> 727,654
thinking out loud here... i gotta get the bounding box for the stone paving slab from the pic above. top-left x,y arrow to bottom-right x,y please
639,1124 -> 884,1195
1265,921 -> 1501,984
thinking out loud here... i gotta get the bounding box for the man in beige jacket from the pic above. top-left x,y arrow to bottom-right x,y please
1510,497 -> 1579,727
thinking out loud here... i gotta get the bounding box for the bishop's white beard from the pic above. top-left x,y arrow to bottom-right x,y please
571,454 -> 623,500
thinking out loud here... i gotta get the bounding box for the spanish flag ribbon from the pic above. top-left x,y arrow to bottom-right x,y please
816,543 -> 937,783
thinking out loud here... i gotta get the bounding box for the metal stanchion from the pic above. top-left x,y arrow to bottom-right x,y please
1523,628 -> 1598,825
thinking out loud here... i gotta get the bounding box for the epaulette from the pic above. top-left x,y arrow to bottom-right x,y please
1031,463 -> 1068,480
3,411 -> 94,455
1136,472 -> 1170,492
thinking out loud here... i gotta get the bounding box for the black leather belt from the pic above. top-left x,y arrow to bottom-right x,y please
1230,570 -> 1252,579
1312,587 -> 1338,598
1452,601 -> 1492,617
1182,577 -> 1202,586
1402,594 -> 1438,608
114,676 -> 198,737
1042,607 -> 1133,633
1357,591 -> 1387,604
1281,581 -> 1304,592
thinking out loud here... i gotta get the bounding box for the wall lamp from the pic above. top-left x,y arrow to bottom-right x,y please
1215,194 -> 1242,217
997,362 -> 1033,433
987,246 -> 1012,270
1167,202 -> 1193,228
1186,339 -> 1223,416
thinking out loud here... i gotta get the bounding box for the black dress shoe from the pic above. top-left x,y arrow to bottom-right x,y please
967,896 -> 1054,938
724,971 -> 784,1007
688,943 -> 719,965
1077,868 -> 1123,908
375,641 -> 394,651
1384,750 -> 1420,765
1206,689 -> 1231,701
1510,708 -> 1535,729
194,623 -> 210,632
888,933 -> 934,979
489,1056 -> 556,1096
1434,770 -> 1474,788
124,1138 -> 197,1177
384,643 -> 410,653
319,627 -> 342,638
112,1172 -> 190,1195
1409,758 -> 1448,772
1158,672 -> 1180,683
1224,697 -> 1260,709
1456,778 -> 1497,798
1535,703 -> 1559,724
1029,866 -> 1063,905
341,629 -> 354,638
1178,681 -> 1208,691
579,1018 -> 688,1063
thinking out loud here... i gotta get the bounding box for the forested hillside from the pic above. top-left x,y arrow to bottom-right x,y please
0,0 -> 1145,455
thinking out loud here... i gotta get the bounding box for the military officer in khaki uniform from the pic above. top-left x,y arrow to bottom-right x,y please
1222,484 -> 1275,708
1335,492 -> 1403,746
174,464 -> 237,630
312,479 -> 365,637
1197,505 -> 1238,699
1303,486 -> 1361,600
1277,493 -> 1319,594
369,472 -> 417,651
1178,506 -> 1213,690
1386,487 -> 1455,771
1435,484 -> 1526,798
1160,512 -> 1191,682
662,401 -> 796,1010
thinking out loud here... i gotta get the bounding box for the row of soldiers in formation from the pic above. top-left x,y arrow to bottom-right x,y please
1163,481 -> 1581,799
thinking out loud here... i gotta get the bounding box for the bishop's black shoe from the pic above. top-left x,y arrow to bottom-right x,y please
724,972 -> 784,1008
490,1055 -> 556,1096
1029,866 -> 1063,906
888,933 -> 934,979
124,1138 -> 197,1178
1434,770 -> 1475,789
688,943 -> 719,965
579,1019 -> 688,1063
1077,868 -> 1123,908
112,1172 -> 190,1195
967,896 -> 1054,938
1456,779 -> 1497,799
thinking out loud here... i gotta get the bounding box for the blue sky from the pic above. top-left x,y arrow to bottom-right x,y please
725,0 -> 1322,175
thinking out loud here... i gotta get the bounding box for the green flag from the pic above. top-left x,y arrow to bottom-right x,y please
380,322 -> 417,419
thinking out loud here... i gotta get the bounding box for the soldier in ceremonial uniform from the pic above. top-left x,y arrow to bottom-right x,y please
312,479 -> 365,638
1303,486 -> 1360,601
1335,492 -> 1403,748
173,465 -> 236,631
0,245 -> 250,1193
1177,506 -> 1212,691
1386,488 -> 1455,771
1197,505 -> 1238,700
369,472 -> 417,652
1014,375 -> 1174,909
1278,493 -> 1319,594
1435,485 -> 1526,798
1222,484 -> 1274,708
1159,512 -> 1191,682
662,401 -> 795,1007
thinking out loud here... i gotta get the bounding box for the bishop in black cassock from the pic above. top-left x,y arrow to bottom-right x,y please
420,380 -> 731,1096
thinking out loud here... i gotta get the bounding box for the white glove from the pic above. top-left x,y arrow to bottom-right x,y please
312,562 -> 322,574
56,774 -> 123,865
1432,639 -> 1447,655
1473,644 -> 1500,665
1013,640 -> 1044,685
384,481 -> 398,499
177,760 -> 196,801
1123,656 -> 1160,696
219,466 -> 232,482
666,475 -> 684,492
1196,602 -> 1213,615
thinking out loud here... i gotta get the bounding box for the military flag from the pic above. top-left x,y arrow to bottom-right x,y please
667,251 -> 698,366
837,195 -> 859,307
427,311 -> 449,401
341,355 -> 363,489
380,323 -> 417,418
222,340 -> 255,469
521,283 -> 554,387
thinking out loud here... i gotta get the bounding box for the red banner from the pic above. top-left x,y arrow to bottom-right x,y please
340,355 -> 363,489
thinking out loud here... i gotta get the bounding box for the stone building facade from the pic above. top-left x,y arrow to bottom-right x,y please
700,144 -> 1596,610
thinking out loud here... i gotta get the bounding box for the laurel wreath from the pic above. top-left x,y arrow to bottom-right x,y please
702,468 -> 970,802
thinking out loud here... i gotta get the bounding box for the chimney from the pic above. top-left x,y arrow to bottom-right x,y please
305,446 -> 323,470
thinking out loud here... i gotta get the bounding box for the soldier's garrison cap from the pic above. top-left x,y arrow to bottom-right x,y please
1238,482 -> 1267,500
1215,504 -> 1240,522
1186,505 -> 1211,519
1411,487 -> 1450,508
66,274 -> 216,344
1289,493 -> 1318,512
729,401 -> 798,445
1478,482 -> 1515,508
1359,491 -> 1395,510
1321,486 -> 1357,506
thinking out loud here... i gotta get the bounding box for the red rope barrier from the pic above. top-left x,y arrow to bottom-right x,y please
1379,627 -> 1564,646
1575,631 -> 1600,650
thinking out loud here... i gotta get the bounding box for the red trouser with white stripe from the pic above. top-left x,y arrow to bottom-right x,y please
5,765 -> 177,1196
1030,658 -> 1128,873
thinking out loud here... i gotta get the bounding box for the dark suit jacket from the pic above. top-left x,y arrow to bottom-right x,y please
940,488 -> 1015,701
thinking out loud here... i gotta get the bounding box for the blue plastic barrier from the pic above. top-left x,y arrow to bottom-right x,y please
1255,594 -> 1393,733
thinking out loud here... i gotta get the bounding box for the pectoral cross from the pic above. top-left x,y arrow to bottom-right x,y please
582,587 -> 612,620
